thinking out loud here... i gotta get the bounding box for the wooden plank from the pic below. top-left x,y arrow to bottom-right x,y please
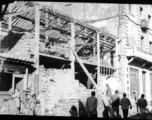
71,47 -> 98,89
97,32 -> 100,85
100,40 -> 115,47
71,21 -> 75,81
23,68 -> 28,90
8,4 -> 12,30
4,7 -> 36,17
35,5 -> 40,76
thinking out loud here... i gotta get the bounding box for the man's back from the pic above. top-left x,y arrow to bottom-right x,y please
120,97 -> 131,110
86,96 -> 98,114
138,98 -> 147,108
111,94 -> 120,108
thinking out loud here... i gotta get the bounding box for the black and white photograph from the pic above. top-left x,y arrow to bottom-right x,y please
0,1 -> 152,119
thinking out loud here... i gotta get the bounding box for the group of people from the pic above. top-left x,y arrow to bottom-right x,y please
0,88 -> 42,115
69,83 -> 149,118
103,84 -> 148,118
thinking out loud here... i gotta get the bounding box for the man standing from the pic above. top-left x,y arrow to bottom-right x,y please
120,93 -> 132,119
137,94 -> 147,115
110,90 -> 120,118
132,92 -> 139,114
105,84 -> 112,98
85,91 -> 98,117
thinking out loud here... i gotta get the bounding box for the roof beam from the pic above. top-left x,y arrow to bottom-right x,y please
100,40 -> 115,47
4,7 -> 35,17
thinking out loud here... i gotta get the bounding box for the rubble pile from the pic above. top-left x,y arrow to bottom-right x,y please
37,65 -> 79,116
40,41 -> 71,60
36,65 -> 104,116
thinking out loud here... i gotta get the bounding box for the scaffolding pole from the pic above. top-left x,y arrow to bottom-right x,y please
34,5 -> 40,95
71,21 -> 75,81
97,31 -> 100,86
8,4 -> 12,30
35,5 -> 40,75
71,48 -> 98,89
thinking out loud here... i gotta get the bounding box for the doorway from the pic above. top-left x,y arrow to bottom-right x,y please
12,74 -> 24,94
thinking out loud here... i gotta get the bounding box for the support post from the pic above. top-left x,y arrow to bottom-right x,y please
24,68 -> 28,90
115,39 -> 118,78
71,48 -> 98,89
35,5 -> 40,75
8,4 -> 12,30
34,5 -> 40,95
71,21 -> 75,81
97,31 -> 100,86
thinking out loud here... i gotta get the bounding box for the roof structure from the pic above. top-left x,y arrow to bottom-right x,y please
1,1 -> 117,69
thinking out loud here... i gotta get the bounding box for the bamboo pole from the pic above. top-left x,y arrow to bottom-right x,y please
71,47 -> 98,89
35,5 -> 40,75
34,5 -> 40,95
24,68 -> 28,90
115,39 -> 119,78
97,32 -> 100,85
71,21 -> 75,81
8,4 -> 12,30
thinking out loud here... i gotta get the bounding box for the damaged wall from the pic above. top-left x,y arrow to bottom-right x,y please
0,31 -> 35,60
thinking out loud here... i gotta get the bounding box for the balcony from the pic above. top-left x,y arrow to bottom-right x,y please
140,19 -> 149,31
126,47 -> 152,63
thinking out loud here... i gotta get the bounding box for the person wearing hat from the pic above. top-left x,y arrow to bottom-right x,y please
44,108 -> 50,116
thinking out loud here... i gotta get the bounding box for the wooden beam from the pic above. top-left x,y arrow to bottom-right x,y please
97,31 -> 100,85
8,4 -> 12,30
100,39 -> 115,47
71,21 -> 75,81
71,47 -> 98,89
115,39 -> 118,78
24,68 -> 28,90
35,5 -> 40,76
4,7 -> 35,17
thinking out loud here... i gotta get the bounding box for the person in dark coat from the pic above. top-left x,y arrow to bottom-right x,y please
69,105 -> 78,117
110,90 -> 120,118
120,93 -> 132,119
85,91 -> 98,117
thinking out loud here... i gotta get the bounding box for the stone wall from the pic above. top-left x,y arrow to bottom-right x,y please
31,65 -> 104,117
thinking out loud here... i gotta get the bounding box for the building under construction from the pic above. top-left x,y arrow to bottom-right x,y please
0,1 -> 119,116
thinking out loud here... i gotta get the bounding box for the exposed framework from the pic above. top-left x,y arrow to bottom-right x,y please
1,1 -> 118,89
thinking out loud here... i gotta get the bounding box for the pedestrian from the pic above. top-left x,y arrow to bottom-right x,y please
35,99 -> 41,115
7,98 -> 18,115
85,91 -> 98,117
10,88 -> 20,114
29,94 -> 36,115
120,93 -> 132,119
132,92 -> 139,114
137,94 -> 147,116
44,108 -> 50,116
105,84 -> 112,101
69,105 -> 78,117
110,90 -> 120,118
20,90 -> 27,114
0,99 -> 8,114
23,98 -> 30,115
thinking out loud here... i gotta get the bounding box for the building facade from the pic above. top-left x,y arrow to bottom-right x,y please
86,4 -> 152,102
52,2 -> 152,102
